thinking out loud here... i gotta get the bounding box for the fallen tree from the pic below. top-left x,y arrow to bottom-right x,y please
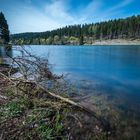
0,46 -> 112,139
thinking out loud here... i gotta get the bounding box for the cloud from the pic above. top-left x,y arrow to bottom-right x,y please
84,0 -> 134,22
45,0 -> 75,24
78,0 -> 102,23
105,0 -> 133,14
2,0 -> 135,33
44,0 -> 85,26
10,7 -> 61,33
10,0 -> 84,33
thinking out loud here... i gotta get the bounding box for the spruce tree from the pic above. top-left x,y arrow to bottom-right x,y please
79,35 -> 84,45
0,12 -> 10,43
11,15 -> 140,45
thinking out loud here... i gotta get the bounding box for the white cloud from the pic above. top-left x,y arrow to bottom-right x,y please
44,0 -> 84,25
74,0 -> 102,23
105,0 -> 133,14
10,6 -> 61,33
83,0 -> 134,23
10,0 -> 83,33
7,0 -> 134,33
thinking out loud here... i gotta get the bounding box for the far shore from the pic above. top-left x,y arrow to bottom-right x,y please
88,39 -> 140,45
2,39 -> 140,46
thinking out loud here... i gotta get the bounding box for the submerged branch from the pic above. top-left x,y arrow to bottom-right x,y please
0,46 -> 110,131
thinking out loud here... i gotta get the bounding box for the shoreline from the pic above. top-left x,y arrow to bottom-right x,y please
11,39 -> 140,46
89,39 -> 140,45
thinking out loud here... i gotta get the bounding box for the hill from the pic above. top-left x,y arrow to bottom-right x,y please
11,15 -> 140,45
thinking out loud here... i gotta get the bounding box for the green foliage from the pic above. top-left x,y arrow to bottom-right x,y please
25,108 -> 51,124
37,124 -> 54,140
0,12 -> 10,43
0,101 -> 25,121
79,35 -> 84,45
25,106 -> 66,139
54,112 -> 63,134
11,15 -> 140,45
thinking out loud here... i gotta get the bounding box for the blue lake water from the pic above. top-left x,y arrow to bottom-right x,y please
1,45 -> 140,97
20,45 -> 140,97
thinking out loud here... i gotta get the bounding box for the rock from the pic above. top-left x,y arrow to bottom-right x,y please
0,94 -> 8,100
95,125 -> 100,130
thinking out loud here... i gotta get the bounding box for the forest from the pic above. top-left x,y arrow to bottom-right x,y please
11,15 -> 140,45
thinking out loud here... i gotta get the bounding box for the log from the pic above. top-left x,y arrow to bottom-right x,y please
0,72 -> 110,130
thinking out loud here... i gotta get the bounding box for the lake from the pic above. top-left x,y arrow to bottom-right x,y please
22,45 -> 140,95
1,45 -> 140,138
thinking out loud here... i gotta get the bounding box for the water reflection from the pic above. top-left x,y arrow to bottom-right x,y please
0,45 -> 12,65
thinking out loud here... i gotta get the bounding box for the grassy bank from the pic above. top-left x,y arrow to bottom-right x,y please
0,66 -> 111,140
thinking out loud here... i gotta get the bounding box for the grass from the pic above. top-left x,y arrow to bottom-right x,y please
0,96 -> 67,139
0,101 -> 25,121
0,79 -> 111,140
2,88 -> 67,139
37,124 -> 54,140
25,108 -> 66,139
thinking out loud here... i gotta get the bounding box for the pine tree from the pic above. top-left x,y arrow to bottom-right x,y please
79,35 -> 84,45
0,12 -> 10,43
11,15 -> 140,45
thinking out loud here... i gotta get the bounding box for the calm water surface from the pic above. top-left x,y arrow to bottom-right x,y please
1,45 -> 140,97
24,45 -> 140,96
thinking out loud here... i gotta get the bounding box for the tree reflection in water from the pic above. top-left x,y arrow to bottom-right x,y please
0,45 -> 12,65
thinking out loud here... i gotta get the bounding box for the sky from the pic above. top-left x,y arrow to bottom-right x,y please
0,0 -> 140,34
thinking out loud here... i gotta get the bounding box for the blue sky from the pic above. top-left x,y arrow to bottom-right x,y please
0,0 -> 140,34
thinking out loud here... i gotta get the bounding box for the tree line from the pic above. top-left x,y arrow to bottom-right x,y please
11,15 -> 140,45
0,12 -> 10,44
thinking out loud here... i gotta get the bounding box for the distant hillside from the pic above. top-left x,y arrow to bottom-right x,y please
11,15 -> 140,45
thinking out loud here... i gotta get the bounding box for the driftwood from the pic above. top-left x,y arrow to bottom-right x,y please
0,71 -> 97,116
0,46 -> 110,130
0,71 -> 110,130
